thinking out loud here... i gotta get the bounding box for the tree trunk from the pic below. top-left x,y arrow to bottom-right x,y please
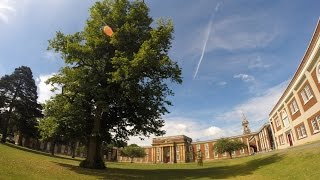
71,141 -> 76,158
17,131 -> 23,146
131,157 -> 134,163
50,139 -> 56,156
80,106 -> 105,169
229,152 -> 232,159
1,117 -> 8,143
1,89 -> 18,143
1,106 -> 14,143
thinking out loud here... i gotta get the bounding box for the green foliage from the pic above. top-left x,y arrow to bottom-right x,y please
214,138 -> 247,159
38,94 -> 89,144
46,0 -> 181,168
120,144 -> 146,163
0,66 -> 42,143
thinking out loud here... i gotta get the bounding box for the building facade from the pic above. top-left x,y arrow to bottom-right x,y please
117,117 -> 275,163
269,19 -> 320,149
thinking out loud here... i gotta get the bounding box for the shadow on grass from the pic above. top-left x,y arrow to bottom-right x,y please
53,154 -> 283,179
3,143 -> 81,162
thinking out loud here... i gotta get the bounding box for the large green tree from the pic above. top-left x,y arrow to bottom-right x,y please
47,0 -> 181,169
120,144 -> 146,163
214,138 -> 247,159
39,94 -> 90,156
0,66 -> 42,143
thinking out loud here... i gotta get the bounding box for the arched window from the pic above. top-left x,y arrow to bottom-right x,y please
282,110 -> 290,128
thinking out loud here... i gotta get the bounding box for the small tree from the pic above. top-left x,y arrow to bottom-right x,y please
214,138 -> 247,159
120,144 -> 146,163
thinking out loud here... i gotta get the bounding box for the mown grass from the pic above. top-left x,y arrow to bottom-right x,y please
1,142 -> 320,179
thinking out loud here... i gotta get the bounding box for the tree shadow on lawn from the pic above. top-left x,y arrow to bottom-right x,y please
3,143 -> 81,162
53,154 -> 283,179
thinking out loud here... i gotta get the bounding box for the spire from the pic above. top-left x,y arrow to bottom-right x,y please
241,113 -> 251,134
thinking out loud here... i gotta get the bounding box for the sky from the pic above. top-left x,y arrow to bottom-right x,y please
0,0 -> 319,146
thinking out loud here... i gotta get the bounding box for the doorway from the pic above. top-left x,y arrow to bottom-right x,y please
287,133 -> 293,146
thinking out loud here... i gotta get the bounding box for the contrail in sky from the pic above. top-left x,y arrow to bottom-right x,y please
193,2 -> 221,79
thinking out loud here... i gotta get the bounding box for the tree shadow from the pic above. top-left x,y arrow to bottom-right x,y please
53,154 -> 283,179
3,143 -> 81,162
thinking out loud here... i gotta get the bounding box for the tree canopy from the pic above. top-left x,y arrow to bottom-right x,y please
214,138 -> 247,159
120,144 -> 146,163
47,0 -> 181,169
0,66 -> 42,143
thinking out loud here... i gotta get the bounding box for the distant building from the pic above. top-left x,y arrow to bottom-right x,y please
269,19 -> 320,149
117,117 -> 275,163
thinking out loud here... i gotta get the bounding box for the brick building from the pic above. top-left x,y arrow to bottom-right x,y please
269,19 -> 320,149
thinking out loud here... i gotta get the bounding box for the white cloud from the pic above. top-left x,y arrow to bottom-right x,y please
215,80 -> 289,129
0,0 -> 16,24
233,73 -> 255,82
217,81 -> 227,86
248,56 -> 270,69
188,16 -> 280,57
43,51 -> 59,62
36,73 -> 60,103
128,117 -> 235,146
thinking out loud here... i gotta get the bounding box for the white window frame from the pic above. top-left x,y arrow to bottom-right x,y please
290,99 -> 299,114
275,117 -> 281,128
214,151 -> 218,158
205,143 -> 209,158
311,119 -> 319,133
296,124 -> 307,139
301,84 -> 313,104
189,146 -> 193,160
281,110 -> 290,128
240,148 -> 245,154
279,135 -> 285,145
196,144 -> 200,151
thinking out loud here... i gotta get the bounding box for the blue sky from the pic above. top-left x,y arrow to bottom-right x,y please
0,0 -> 319,145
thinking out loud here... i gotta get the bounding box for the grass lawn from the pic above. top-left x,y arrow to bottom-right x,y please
1,142 -> 320,179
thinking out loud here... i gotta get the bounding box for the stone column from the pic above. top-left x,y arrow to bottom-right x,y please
246,137 -> 251,154
170,146 -> 173,163
255,136 -> 260,152
182,145 -> 185,162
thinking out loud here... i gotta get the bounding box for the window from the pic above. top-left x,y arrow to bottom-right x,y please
157,155 -> 160,161
157,148 -> 160,153
311,115 -> 320,134
145,149 -> 149,161
214,151 -> 218,158
240,148 -> 245,154
281,110 -> 290,128
232,151 -> 236,156
290,99 -> 299,114
275,117 -> 281,128
300,84 -> 313,104
279,134 -> 285,145
296,123 -> 307,139
189,146 -> 193,160
196,144 -> 200,151
205,143 -> 209,158
223,152 -> 227,157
